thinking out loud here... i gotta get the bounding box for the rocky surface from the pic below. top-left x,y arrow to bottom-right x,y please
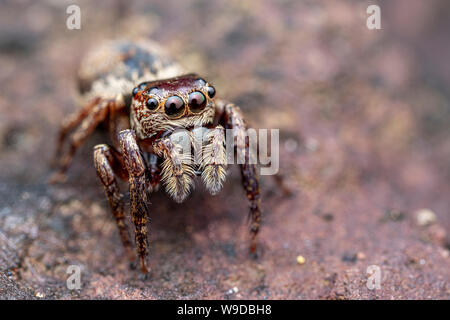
0,0 -> 449,299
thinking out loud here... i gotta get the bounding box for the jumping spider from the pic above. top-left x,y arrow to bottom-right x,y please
52,40 -> 262,273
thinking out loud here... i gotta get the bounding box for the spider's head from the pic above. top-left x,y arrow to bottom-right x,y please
130,74 -> 216,138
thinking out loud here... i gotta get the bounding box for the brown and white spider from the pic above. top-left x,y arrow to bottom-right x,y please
51,39 -> 262,273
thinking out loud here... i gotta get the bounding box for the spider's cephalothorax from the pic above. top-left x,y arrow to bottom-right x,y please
130,74 -> 217,138
130,74 -> 227,203
52,40 -> 261,273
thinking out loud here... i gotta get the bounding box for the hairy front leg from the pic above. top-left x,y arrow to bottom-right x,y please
218,100 -> 262,254
152,137 -> 195,203
200,125 -> 227,195
118,129 -> 150,273
93,144 -> 135,264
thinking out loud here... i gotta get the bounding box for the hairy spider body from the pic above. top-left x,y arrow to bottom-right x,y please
52,39 -> 261,273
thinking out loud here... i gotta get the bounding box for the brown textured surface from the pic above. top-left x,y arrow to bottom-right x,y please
0,0 -> 449,299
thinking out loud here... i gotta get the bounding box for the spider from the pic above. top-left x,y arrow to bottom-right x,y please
51,39 -> 263,273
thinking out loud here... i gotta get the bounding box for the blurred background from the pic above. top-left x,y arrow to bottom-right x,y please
0,0 -> 449,299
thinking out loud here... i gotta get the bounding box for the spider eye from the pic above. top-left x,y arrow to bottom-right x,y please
146,98 -> 159,110
196,78 -> 206,86
148,86 -> 158,94
188,91 -> 206,113
164,95 -> 185,117
132,87 -> 139,97
206,86 -> 216,98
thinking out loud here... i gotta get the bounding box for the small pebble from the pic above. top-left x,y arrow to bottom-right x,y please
426,225 -> 447,245
21,192 -> 30,200
35,292 -> 45,298
384,209 -> 405,222
284,139 -> 298,152
296,255 -> 306,265
305,138 -> 319,152
356,252 -> 366,260
415,209 -> 436,226
342,253 -> 357,263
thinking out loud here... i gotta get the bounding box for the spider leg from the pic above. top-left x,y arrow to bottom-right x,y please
152,136 -> 195,203
50,96 -> 125,183
93,144 -> 135,264
118,129 -> 150,273
218,100 -> 262,254
200,125 -> 227,195
54,97 -> 101,165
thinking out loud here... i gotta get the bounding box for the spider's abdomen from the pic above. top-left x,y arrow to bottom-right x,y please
77,39 -> 184,102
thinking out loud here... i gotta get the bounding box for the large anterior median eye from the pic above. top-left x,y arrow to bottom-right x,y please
188,91 -> 206,113
164,95 -> 185,117
146,97 -> 159,110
